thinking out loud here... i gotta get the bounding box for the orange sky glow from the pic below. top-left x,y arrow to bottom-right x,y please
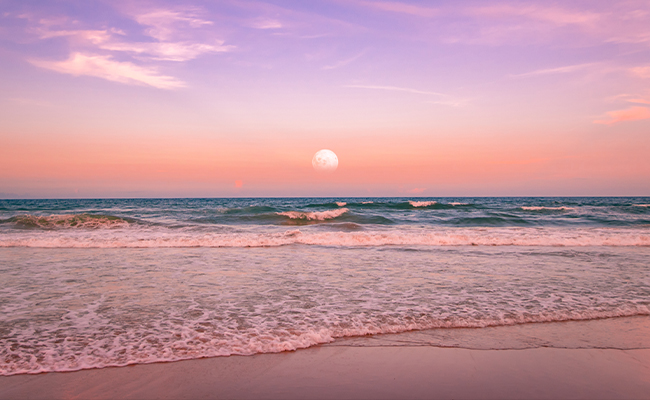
1,0 -> 649,197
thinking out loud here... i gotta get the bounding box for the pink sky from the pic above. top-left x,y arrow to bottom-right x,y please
1,0 -> 649,197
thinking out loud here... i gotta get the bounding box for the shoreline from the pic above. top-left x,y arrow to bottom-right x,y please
2,345 -> 649,399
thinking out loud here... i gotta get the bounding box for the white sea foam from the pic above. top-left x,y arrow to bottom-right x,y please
362,201 -> 373,204
521,206 -> 574,211
336,202 -> 347,207
633,204 -> 650,207
409,201 -> 437,207
8,214 -> 129,229
277,208 -> 349,220
2,305 -> 648,376
1,226 -> 649,247
2,241 -> 649,376
448,202 -> 468,206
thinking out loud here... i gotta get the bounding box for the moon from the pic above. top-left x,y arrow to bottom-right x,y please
312,149 -> 338,172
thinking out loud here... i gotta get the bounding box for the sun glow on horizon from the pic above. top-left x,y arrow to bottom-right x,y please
1,0 -> 649,197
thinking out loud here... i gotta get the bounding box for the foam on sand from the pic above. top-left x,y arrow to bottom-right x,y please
2,343 -> 650,399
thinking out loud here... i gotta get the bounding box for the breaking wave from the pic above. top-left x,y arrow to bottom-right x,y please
277,208 -> 349,221
521,206 -> 574,211
409,201 -> 437,207
3,305 -> 648,376
2,227 -> 649,247
1,214 -> 132,229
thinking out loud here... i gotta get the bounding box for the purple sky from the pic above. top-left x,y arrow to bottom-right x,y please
1,1 -> 649,198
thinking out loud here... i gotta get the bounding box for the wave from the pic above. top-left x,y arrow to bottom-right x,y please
277,208 -> 349,221
221,205 -> 277,214
2,227 -> 649,247
398,201 -> 475,210
633,204 -> 650,207
3,305 -> 648,376
301,200 -> 474,210
0,214 -> 132,229
449,215 -> 531,226
409,200 -> 437,207
521,206 -> 574,211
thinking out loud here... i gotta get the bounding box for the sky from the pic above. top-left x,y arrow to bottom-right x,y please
1,0 -> 649,198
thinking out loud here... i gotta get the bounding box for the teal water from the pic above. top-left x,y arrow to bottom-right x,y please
0,198 -> 649,375
1,197 -> 649,247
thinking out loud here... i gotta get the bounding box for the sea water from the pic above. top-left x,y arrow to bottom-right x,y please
1,197 -> 649,375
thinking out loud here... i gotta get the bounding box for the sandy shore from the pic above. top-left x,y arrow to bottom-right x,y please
1,345 -> 649,399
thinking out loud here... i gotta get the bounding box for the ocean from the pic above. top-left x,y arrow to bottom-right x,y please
1,197 -> 649,375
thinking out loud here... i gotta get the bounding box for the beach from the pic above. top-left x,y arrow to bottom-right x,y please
1,198 -> 649,397
2,320 -> 649,399
4,0 -> 650,396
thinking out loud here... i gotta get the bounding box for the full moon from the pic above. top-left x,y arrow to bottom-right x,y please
312,149 -> 338,172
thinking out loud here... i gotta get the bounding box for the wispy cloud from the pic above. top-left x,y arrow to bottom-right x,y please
134,9 -> 213,41
594,106 -> 650,125
438,4 -> 617,46
99,41 -> 232,62
631,66 -> 650,79
16,7 -> 233,88
249,18 -> 283,29
358,1 -> 438,17
345,84 -> 444,96
511,63 -> 595,78
322,50 -> 366,70
426,99 -> 470,107
469,4 -> 599,26
30,53 -> 185,89
31,25 -> 232,62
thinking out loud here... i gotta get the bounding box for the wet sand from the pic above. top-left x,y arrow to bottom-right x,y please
1,345 -> 649,399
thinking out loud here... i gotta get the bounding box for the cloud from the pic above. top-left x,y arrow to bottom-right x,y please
594,106 -> 650,125
440,4 -> 616,46
358,1 -> 439,17
628,98 -> 650,104
511,63 -> 594,78
30,53 -> 185,89
134,9 -> 213,41
17,7 -> 233,87
345,84 -> 444,96
469,4 -> 599,26
249,19 -> 283,29
100,41 -> 233,62
322,50 -> 366,70
631,66 -> 650,79
32,26 -> 232,62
